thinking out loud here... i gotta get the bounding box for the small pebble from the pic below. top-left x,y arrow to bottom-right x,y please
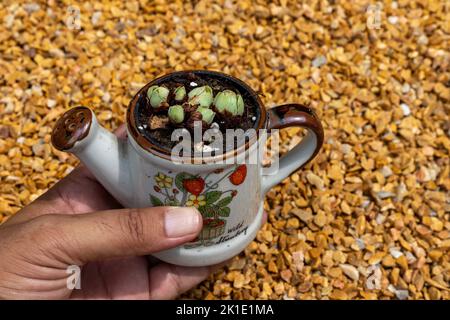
0,0 -> 447,302
376,214 -> 386,225
395,290 -> 409,300
24,3 -> 40,13
377,191 -> 396,199
339,264 -> 360,281
388,16 -> 398,24
380,166 -> 393,177
400,103 -> 411,116
389,247 -> 403,259
91,11 -> 102,25
401,83 -> 410,93
312,55 -> 327,68
46,99 -> 56,108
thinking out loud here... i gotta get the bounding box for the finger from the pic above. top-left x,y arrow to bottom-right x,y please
148,261 -> 228,300
35,206 -> 202,265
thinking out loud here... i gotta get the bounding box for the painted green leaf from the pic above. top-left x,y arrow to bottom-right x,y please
165,198 -> 180,206
216,196 -> 232,208
206,191 -> 221,204
175,172 -> 194,191
150,195 -> 163,207
204,206 -> 216,218
198,206 -> 207,215
217,207 -> 230,217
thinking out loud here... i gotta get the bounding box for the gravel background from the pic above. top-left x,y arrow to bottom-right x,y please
0,1 -> 448,299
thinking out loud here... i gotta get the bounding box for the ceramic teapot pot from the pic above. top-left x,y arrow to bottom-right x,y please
51,70 -> 324,266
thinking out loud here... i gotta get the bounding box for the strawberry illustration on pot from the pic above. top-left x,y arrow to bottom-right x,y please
182,177 -> 205,196
229,164 -> 247,185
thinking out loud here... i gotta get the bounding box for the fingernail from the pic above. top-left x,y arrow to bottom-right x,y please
164,208 -> 201,238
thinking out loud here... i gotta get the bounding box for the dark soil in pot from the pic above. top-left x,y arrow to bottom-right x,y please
133,72 -> 260,156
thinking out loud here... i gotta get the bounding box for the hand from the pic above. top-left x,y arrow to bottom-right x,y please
0,126 -> 223,300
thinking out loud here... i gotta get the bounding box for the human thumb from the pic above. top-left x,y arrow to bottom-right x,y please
35,206 -> 202,265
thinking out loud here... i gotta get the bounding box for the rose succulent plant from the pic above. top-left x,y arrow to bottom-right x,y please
148,84 -> 245,132
147,85 -> 169,108
213,89 -> 244,116
188,85 -> 214,108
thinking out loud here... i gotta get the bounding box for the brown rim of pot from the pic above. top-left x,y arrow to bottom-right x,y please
126,70 -> 267,163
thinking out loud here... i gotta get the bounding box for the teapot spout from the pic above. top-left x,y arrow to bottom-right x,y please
51,106 -> 132,206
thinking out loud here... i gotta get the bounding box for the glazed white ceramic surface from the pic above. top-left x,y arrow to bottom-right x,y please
63,109 -> 319,266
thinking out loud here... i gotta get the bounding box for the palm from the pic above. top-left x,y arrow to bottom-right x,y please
40,166 -> 151,299
9,164 -> 216,300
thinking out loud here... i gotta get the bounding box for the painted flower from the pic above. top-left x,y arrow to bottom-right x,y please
186,194 -> 206,208
154,172 -> 173,188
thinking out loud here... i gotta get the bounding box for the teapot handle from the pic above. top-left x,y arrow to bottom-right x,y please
261,104 -> 324,194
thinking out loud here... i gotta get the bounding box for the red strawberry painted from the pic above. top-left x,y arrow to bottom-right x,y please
183,177 -> 205,196
229,164 -> 247,185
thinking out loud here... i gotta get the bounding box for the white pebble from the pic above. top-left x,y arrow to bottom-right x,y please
5,14 -> 14,28
380,165 -> 393,177
361,200 -> 371,208
312,55 -> 327,68
341,143 -> 352,154
102,92 -> 111,103
396,182 -> 408,201
16,137 -> 25,144
389,247 -> 403,259
356,238 -> 365,250
400,103 -> 411,116
388,16 -> 399,25
376,214 -> 386,224
24,3 -> 40,13
190,82 -> 198,87
377,191 -> 395,199
405,252 -> 417,264
339,264 -> 360,281
46,99 -> 56,108
388,284 -> 397,293
91,11 -> 102,25
401,83 -> 410,94
395,290 -> 409,300
417,34 -> 429,45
